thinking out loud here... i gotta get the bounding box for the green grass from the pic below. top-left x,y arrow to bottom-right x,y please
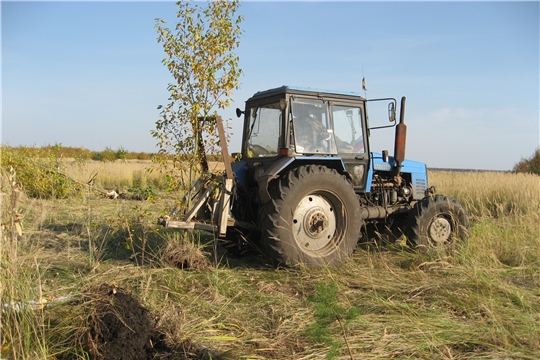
1,170 -> 539,359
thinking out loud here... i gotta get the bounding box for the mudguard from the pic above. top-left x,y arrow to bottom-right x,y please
254,156 -> 347,203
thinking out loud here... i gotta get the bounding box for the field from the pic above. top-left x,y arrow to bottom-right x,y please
1,160 -> 539,360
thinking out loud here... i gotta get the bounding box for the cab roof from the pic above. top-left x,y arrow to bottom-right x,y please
249,85 -> 366,102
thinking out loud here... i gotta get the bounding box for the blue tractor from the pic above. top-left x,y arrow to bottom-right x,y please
160,86 -> 470,267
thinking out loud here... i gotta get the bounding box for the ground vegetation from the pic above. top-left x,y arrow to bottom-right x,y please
1,158 -> 538,359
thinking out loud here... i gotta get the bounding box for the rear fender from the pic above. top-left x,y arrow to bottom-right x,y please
257,156 -> 347,203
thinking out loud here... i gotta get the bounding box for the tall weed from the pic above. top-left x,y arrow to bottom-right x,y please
1,168 -> 49,359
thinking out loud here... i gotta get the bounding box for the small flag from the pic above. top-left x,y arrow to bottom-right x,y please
362,77 -> 367,91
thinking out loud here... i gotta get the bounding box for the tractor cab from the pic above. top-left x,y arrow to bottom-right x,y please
240,86 -> 369,157
237,86 -> 379,191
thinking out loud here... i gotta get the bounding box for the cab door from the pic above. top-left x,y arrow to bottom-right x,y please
330,101 -> 370,191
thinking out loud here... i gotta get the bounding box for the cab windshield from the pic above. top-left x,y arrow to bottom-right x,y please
291,98 -> 337,154
290,99 -> 365,155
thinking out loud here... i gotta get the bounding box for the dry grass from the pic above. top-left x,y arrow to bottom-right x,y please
429,170 -> 540,219
62,159 -> 225,192
63,159 -> 166,191
1,168 -> 539,359
429,170 -> 539,269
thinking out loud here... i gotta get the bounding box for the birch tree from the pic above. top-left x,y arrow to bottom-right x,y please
153,0 -> 242,187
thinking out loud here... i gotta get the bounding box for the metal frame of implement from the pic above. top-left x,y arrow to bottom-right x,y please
158,116 -> 238,237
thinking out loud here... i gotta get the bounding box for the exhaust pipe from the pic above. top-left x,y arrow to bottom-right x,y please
393,96 -> 407,175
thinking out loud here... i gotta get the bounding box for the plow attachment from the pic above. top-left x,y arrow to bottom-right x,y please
158,175 -> 235,237
158,116 -> 253,237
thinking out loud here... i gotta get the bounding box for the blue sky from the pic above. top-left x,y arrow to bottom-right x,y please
2,1 -> 539,170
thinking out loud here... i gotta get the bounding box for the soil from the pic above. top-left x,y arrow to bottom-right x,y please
82,284 -> 215,360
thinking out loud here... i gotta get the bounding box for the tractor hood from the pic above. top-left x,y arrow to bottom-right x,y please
367,152 -> 428,200
370,152 -> 427,174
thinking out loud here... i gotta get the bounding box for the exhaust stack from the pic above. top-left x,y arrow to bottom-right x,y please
393,96 -> 407,175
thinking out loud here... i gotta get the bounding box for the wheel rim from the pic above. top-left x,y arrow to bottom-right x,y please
428,216 -> 452,246
292,194 -> 338,252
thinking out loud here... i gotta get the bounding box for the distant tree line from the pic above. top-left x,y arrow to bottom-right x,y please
513,147 -> 540,175
1,144 -> 153,161
1,144 -> 224,162
10,143 -> 535,174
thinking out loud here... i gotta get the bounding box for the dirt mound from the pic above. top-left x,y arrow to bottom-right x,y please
162,239 -> 212,271
81,284 -> 214,360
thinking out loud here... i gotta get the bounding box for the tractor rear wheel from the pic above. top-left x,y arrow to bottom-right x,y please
405,195 -> 470,254
259,165 -> 362,267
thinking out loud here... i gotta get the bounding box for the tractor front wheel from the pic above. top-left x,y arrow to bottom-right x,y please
405,195 -> 470,254
259,165 -> 362,267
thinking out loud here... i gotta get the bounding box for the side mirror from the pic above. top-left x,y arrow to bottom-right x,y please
236,108 -> 244,118
388,102 -> 396,122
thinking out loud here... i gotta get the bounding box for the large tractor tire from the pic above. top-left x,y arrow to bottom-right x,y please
259,165 -> 362,267
405,195 -> 470,254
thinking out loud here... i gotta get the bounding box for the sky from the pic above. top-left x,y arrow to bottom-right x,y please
2,1 -> 539,171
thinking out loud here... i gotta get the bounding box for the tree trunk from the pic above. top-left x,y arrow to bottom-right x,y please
197,130 -> 209,173
194,117 -> 210,173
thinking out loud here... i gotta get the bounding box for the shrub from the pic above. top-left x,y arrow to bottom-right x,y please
91,153 -> 104,161
513,147 -> 540,175
101,147 -> 117,162
115,147 -> 128,161
0,146 -> 77,199
134,152 -> 152,161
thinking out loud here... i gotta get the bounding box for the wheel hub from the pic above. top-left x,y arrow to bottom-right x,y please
292,195 -> 336,251
428,217 -> 452,245
305,209 -> 329,236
